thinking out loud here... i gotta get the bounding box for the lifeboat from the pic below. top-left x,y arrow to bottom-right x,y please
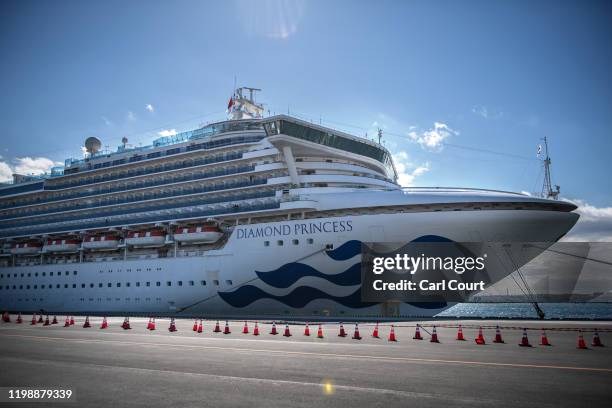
82,235 -> 120,250
10,241 -> 42,255
125,229 -> 166,247
44,238 -> 80,252
174,225 -> 223,244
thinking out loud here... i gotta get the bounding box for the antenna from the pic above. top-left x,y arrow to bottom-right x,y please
540,136 -> 560,199
377,128 -> 383,145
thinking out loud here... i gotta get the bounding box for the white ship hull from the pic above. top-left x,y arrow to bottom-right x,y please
0,208 -> 578,318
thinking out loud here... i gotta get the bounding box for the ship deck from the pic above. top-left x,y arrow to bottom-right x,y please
0,317 -> 610,407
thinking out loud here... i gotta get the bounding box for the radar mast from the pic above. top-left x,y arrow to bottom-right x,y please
539,136 -> 560,200
227,87 -> 264,120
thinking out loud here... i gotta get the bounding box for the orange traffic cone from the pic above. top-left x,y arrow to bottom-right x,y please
213,320 -> 221,333
83,316 -> 91,328
253,322 -> 260,336
37,314 -> 43,323
242,321 -> 249,334
372,322 -> 380,338
577,331 -> 588,349
456,324 -> 465,341
475,326 -> 486,344
168,318 -> 177,332
1,312 -> 9,323
64,316 -> 70,327
270,322 -> 278,335
388,325 -> 397,342
197,319 -> 203,333
317,324 -> 324,339
352,323 -> 362,340
518,328 -> 532,347
100,317 -> 108,329
122,317 -> 131,330
223,321 -> 231,334
16,313 -> 23,324
283,323 -> 292,337
338,323 -> 347,337
413,324 -> 423,340
493,325 -> 504,343
430,325 -> 439,343
43,315 -> 50,326
304,323 -> 310,336
51,316 -> 58,325
540,329 -> 551,346
192,320 -> 198,331
30,314 -> 37,325
149,318 -> 156,331
69,316 -> 75,325
592,331 -> 604,347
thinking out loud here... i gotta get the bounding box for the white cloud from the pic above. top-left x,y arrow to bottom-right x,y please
0,161 -> 12,182
408,122 -> 458,151
127,111 -> 136,121
562,199 -> 612,242
101,116 -> 112,126
392,151 -> 429,187
158,129 -> 177,137
14,157 -> 62,175
145,104 -> 154,113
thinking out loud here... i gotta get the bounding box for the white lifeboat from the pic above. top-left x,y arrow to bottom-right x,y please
10,241 -> 42,255
82,235 -> 120,250
174,225 -> 223,244
125,229 -> 166,247
44,238 -> 80,252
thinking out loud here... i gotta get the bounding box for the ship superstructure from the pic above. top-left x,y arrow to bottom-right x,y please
0,89 -> 579,318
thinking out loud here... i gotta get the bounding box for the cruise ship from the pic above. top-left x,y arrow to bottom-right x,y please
0,88 -> 579,318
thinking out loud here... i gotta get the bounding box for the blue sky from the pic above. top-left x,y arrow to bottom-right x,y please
1,0 -> 611,237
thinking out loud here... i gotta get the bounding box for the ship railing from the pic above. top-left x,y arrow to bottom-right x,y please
0,190 -> 277,230
0,199 -> 281,238
0,178 -> 269,221
0,164 -> 258,210
399,186 -> 529,196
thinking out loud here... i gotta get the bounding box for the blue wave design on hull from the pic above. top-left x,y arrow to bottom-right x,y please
256,263 -> 360,289
325,240 -> 361,260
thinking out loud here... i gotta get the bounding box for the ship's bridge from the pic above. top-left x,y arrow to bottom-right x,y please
262,115 -> 397,183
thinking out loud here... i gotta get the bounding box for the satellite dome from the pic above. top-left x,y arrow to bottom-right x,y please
121,137 -> 128,145
84,137 -> 102,154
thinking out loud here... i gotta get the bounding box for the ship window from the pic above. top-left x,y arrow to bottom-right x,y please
64,284 -> 68,288
292,239 -> 299,245
73,284 -> 77,288
225,280 -> 232,285
65,271 -> 69,276
90,283 -> 94,288
126,282 -> 131,287
33,285 -> 37,289
156,282 -> 161,287
50,272 -> 53,276
42,272 -> 46,277
26,285 -> 30,289
146,282 -> 151,287
27,273 -> 30,277
200,280 -> 206,286
166,281 -> 171,286
307,238 -> 314,244
213,280 -> 219,286
177,281 -> 183,286
108,283 -> 112,287
41,285 -> 45,289
81,284 -> 85,288
74,271 -> 77,275
56,284 -> 60,288
0,274 -> 3,278
189,280 -> 194,286
277,240 -> 283,246
35,273 -> 38,277
117,283 -> 121,287
264,241 -> 270,247
136,282 -> 140,287
99,283 -> 103,288
19,285 -> 23,289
